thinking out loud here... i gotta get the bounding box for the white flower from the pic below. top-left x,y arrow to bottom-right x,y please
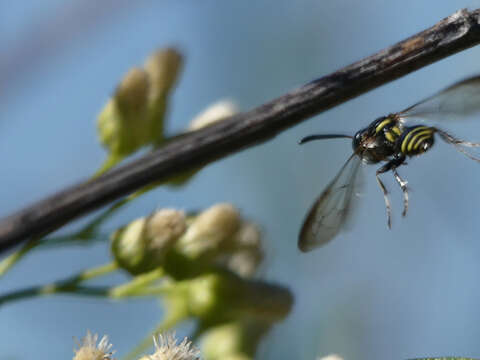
143,333 -> 200,360
73,330 -> 114,360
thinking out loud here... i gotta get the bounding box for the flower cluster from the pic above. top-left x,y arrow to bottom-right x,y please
111,203 -> 263,278
97,48 -> 182,172
109,203 -> 291,360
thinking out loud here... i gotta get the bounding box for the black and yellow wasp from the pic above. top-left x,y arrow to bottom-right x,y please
299,75 -> 480,252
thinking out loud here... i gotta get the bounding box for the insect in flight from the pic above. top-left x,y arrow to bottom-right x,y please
298,75 -> 480,252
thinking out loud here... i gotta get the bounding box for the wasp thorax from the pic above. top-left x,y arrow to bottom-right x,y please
352,123 -> 395,164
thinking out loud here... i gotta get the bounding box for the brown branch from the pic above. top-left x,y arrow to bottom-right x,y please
2,8 -> 480,254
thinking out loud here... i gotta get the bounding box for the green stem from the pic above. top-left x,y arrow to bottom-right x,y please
0,262 -> 118,306
123,285 -> 169,297
0,191 -> 129,278
94,154 -> 124,177
0,285 -> 110,305
109,267 -> 165,298
0,239 -> 40,278
75,262 -> 118,281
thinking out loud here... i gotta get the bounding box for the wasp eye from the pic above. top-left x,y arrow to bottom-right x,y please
352,131 -> 363,151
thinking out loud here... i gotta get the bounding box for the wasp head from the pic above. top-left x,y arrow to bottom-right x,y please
352,117 -> 395,163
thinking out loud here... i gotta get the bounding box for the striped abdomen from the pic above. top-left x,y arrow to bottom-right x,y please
398,125 -> 435,156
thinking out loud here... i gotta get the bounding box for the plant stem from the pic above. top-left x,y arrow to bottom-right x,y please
0,261 -> 117,306
109,267 -> 165,298
0,240 -> 39,277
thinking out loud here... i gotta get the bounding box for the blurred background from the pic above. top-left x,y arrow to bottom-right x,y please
3,1 -> 480,359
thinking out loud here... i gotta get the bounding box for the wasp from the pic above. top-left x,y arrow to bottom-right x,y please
299,75 -> 480,252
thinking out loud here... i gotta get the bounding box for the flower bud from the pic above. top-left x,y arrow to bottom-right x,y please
144,48 -> 183,102
188,100 -> 238,131
201,321 -> 270,360
111,209 -> 186,274
233,222 -> 261,249
187,273 -> 228,319
97,48 -> 183,174
178,204 -> 241,258
163,273 -> 244,322
225,249 -> 264,278
168,100 -> 238,186
97,68 -> 151,157
201,323 -> 245,360
230,223 -> 263,277
185,272 -> 293,322
115,67 -> 150,116
147,209 -> 187,251
215,222 -> 263,277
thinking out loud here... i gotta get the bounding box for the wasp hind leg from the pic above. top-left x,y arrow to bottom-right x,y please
436,128 -> 480,162
375,155 -> 406,229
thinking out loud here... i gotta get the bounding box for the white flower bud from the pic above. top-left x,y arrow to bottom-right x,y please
178,204 -> 241,258
111,209 -> 186,274
233,222 -> 261,248
225,249 -> 263,278
218,222 -> 263,277
147,209 -> 187,250
188,100 -> 238,131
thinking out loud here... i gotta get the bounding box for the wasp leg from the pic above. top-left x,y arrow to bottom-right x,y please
436,128 -> 480,162
376,155 -> 406,228
392,168 -> 408,217
375,173 -> 392,229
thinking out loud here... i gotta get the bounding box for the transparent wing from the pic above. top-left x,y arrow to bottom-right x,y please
398,75 -> 480,121
298,153 -> 362,252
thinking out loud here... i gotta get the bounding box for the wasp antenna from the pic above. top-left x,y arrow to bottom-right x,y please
298,134 -> 353,145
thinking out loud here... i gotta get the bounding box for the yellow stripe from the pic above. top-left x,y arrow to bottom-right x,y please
375,118 -> 392,134
401,126 -> 430,153
407,129 -> 433,152
412,135 -> 432,151
385,131 -> 396,142
392,126 -> 402,135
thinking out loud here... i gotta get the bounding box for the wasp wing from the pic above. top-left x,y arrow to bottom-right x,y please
398,75 -> 480,121
298,153 -> 362,252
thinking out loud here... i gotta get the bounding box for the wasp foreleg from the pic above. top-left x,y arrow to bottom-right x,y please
376,155 -> 406,228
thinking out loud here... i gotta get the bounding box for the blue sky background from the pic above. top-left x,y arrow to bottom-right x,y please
3,1 -> 480,359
